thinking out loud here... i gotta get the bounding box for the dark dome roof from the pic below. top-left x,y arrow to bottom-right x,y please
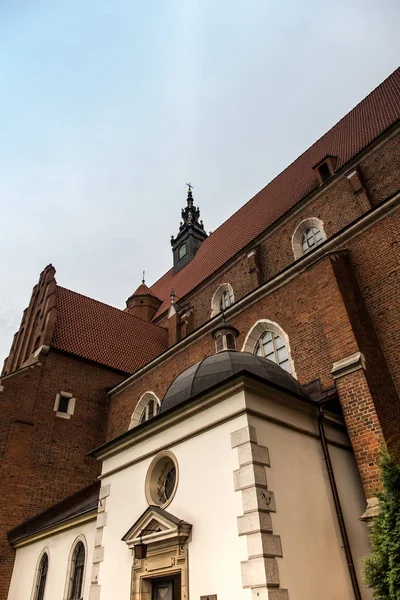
160,351 -> 310,414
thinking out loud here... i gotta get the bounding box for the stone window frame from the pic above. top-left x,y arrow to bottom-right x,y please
210,283 -> 235,317
30,547 -> 50,600
53,392 -> 76,420
241,319 -> 297,378
63,535 -> 87,600
145,450 -> 179,509
291,217 -> 326,260
129,391 -> 161,430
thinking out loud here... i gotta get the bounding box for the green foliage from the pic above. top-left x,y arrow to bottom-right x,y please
364,451 -> 400,599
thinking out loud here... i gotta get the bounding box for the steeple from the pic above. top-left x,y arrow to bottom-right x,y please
171,185 -> 208,273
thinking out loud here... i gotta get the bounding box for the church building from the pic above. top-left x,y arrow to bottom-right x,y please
1,67 -> 400,600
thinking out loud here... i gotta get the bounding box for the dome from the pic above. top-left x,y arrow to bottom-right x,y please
160,351 -> 310,414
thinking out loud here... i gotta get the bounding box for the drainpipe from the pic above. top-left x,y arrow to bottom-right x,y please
318,405 -> 362,600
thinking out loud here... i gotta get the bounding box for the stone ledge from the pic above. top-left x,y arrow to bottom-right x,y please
331,352 -> 366,379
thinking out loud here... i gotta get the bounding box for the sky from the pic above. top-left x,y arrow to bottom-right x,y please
0,0 -> 399,363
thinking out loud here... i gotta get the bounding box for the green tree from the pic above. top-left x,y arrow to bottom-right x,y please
364,451 -> 400,599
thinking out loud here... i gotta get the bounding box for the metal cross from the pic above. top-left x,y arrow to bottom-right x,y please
185,182 -> 194,191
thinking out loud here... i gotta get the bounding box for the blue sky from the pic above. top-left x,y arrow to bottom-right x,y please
0,0 -> 399,362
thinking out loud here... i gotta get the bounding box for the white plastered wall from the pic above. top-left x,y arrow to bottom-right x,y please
246,389 -> 372,600
98,392 -> 250,600
7,520 -> 96,600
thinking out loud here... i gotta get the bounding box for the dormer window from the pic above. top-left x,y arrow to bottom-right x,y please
178,243 -> 187,260
312,155 -> 338,185
318,162 -> 332,182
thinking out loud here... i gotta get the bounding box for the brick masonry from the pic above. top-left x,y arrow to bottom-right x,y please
0,108 -> 399,599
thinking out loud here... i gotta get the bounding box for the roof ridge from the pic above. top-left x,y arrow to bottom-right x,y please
56,285 -> 165,332
161,67 -> 400,254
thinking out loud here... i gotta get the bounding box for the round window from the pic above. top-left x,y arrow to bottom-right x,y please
145,452 -> 178,507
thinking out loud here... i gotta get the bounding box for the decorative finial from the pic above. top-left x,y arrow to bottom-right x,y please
142,270 -> 145,284
185,182 -> 193,193
170,288 -> 175,304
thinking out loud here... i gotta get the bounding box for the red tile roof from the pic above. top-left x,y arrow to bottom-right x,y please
130,283 -> 159,298
52,287 -> 168,373
150,67 -> 400,318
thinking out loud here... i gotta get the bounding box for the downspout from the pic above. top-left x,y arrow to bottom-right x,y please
318,405 -> 362,600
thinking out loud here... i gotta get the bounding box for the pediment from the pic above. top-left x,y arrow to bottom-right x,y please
122,505 -> 192,549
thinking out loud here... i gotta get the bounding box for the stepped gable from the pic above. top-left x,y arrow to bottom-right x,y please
52,286 -> 168,373
150,67 -> 400,318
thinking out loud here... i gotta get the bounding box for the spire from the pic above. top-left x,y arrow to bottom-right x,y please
171,185 -> 208,273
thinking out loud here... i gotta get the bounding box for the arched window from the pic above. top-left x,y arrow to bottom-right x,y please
210,283 -> 234,317
33,551 -> 48,600
255,331 -> 290,372
242,319 -> 296,376
129,392 -> 161,430
292,218 -> 326,260
301,226 -> 323,254
68,541 -> 85,600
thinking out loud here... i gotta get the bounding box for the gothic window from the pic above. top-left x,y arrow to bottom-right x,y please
292,218 -> 326,260
255,331 -> 291,373
33,552 -> 48,600
301,226 -> 324,254
139,397 -> 159,424
69,541 -> 85,600
242,319 -> 296,377
211,283 -> 235,317
129,392 -> 161,430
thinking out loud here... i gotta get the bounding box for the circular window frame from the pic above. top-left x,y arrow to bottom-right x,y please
145,451 -> 179,509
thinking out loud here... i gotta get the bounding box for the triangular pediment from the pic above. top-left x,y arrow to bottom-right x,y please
122,505 -> 192,549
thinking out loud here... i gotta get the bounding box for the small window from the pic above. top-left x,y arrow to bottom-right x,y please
69,541 -> 85,600
226,333 -> 236,350
301,226 -> 323,254
178,243 -> 187,259
33,552 -> 48,600
255,331 -> 291,373
54,392 -> 75,419
215,334 -> 224,353
58,395 -> 70,414
139,398 -> 159,424
318,162 -> 332,182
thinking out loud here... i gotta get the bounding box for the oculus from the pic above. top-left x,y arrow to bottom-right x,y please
146,452 -> 178,508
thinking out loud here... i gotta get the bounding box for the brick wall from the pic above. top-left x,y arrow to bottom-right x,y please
0,351 -> 123,600
165,130 -> 399,340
